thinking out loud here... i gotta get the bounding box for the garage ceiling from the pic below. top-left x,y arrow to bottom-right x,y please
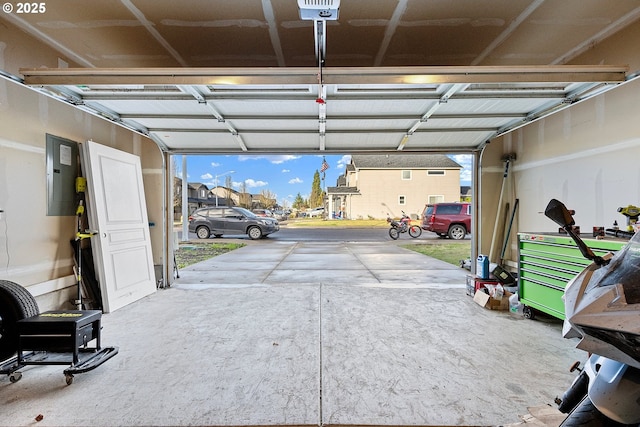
5,0 -> 639,154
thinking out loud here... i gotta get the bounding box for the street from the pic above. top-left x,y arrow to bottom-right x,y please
179,223 -> 471,243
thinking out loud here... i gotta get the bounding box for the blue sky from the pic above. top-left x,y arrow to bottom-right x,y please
175,154 -> 472,207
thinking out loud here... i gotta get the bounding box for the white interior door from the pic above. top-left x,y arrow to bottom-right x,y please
82,140 -> 156,313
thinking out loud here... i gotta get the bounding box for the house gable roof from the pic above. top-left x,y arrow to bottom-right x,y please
327,186 -> 360,195
210,185 -> 240,195
188,182 -> 209,190
351,154 -> 461,170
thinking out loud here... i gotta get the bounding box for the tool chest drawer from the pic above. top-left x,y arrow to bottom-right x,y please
517,233 -> 627,319
17,310 -> 102,353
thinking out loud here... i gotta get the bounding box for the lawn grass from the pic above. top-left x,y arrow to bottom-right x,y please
175,242 -> 245,268
402,241 -> 471,267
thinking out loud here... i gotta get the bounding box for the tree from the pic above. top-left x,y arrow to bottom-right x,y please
239,181 -> 251,208
259,189 -> 277,209
292,192 -> 305,210
309,170 -> 324,208
224,175 -> 234,206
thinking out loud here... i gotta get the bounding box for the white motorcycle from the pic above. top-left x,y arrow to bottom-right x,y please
545,199 -> 640,426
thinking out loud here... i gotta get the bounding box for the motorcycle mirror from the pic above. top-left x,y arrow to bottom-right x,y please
545,199 -> 608,266
544,199 -> 575,227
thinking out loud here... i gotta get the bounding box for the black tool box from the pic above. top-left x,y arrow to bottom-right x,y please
1,310 -> 118,385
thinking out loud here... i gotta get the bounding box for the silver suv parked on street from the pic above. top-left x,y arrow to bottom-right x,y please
188,207 -> 279,240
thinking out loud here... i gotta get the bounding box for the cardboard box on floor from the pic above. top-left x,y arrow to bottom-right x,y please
473,289 -> 512,311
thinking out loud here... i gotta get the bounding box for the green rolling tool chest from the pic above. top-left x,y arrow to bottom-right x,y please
517,233 -> 628,320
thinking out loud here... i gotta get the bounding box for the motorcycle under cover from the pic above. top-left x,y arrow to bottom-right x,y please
563,231 -> 640,368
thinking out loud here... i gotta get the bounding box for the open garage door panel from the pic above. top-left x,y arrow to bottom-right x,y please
22,66 -> 628,154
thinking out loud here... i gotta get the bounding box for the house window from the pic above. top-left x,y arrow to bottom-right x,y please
200,189 -> 206,198
399,195 -> 406,205
402,170 -> 411,180
428,195 -> 444,204
428,170 -> 445,176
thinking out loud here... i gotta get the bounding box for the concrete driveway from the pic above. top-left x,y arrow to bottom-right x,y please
0,241 -> 581,426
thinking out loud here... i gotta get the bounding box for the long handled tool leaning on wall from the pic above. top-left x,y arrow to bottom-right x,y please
72,177 -> 98,310
488,153 -> 516,263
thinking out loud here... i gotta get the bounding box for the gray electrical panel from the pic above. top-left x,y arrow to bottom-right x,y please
46,134 -> 79,216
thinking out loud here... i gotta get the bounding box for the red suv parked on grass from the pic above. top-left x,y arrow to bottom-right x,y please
421,202 -> 471,240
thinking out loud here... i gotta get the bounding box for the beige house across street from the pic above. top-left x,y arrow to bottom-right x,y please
327,154 -> 462,220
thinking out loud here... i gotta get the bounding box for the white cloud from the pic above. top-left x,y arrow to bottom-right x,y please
448,154 -> 473,183
244,178 -> 268,188
201,173 -> 213,180
288,177 -> 303,184
449,154 -> 469,166
238,155 -> 300,164
337,155 -> 351,169
210,162 -> 221,168
282,169 -> 290,173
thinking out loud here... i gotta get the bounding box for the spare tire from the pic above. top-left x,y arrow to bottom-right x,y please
0,280 -> 39,361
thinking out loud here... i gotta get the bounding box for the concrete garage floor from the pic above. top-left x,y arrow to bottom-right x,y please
0,242 -> 582,426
